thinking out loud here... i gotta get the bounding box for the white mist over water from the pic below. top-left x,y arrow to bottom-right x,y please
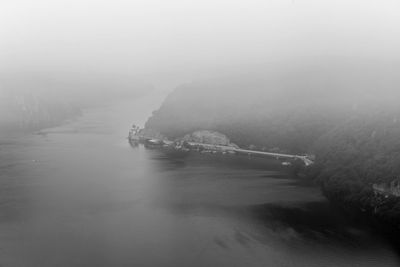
2,0 -> 400,132
1,2 -> 400,266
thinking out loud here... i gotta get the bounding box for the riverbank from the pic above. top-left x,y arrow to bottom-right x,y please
1,99 -> 400,266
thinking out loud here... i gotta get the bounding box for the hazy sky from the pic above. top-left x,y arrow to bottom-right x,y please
1,0 -> 400,82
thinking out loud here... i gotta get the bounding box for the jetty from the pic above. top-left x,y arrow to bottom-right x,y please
128,126 -> 314,166
186,142 -> 314,166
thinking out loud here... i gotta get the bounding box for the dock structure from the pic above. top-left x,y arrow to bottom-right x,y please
128,127 -> 314,166
235,149 -> 314,166
187,142 -> 314,166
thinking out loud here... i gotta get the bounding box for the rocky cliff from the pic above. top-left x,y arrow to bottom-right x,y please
0,90 -> 81,136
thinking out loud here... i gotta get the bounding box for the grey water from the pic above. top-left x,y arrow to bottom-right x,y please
0,96 -> 399,267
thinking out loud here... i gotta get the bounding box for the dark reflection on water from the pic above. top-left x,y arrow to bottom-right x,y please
150,154 -> 387,245
147,151 -> 400,261
0,100 -> 400,267
249,202 -> 371,245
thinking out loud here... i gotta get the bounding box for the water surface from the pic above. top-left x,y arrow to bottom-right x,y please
0,96 -> 399,267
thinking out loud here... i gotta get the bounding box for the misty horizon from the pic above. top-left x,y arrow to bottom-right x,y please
2,0 -> 400,87
1,1 -> 400,267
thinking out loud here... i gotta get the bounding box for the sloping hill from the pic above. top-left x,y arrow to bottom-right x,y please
144,63 -> 400,225
146,63 -> 399,153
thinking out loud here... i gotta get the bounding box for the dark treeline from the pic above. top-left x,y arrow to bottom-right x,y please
145,62 -> 400,225
146,63 -> 399,151
308,110 -> 400,226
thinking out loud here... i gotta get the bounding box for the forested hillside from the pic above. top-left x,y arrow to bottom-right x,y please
308,111 -> 400,225
145,64 -> 400,225
145,64 -> 398,153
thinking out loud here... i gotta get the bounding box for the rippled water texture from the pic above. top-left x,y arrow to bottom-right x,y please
0,96 -> 399,267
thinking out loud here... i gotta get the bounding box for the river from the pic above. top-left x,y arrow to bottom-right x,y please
0,94 -> 399,267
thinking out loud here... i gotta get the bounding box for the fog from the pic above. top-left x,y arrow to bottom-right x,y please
2,2 -> 400,265
2,0 -> 400,78
1,0 -> 400,129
